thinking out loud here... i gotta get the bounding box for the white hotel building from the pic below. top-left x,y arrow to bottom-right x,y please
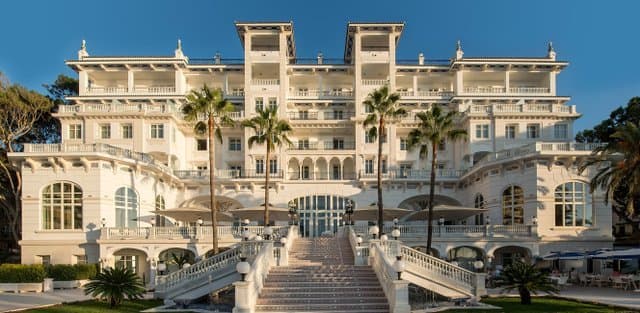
10,22 -> 612,282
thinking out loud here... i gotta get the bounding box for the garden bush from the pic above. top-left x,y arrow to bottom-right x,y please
0,264 -> 46,283
46,264 -> 98,281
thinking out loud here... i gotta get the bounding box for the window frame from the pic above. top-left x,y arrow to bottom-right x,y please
121,123 -> 133,139
68,124 -> 82,140
41,181 -> 83,230
555,181 -> 592,227
502,185 -> 524,225
526,124 -> 540,139
150,124 -> 164,139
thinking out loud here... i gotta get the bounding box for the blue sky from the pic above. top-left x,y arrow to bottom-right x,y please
0,0 -> 638,131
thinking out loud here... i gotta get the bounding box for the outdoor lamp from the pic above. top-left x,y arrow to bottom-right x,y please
473,260 -> 484,271
150,218 -> 156,227
243,219 -> 250,226
380,233 -> 388,242
242,229 -> 251,241
182,263 -> 190,269
280,237 -> 287,245
369,225 -> 379,239
531,216 -> 538,225
255,235 -> 263,241
157,262 -> 166,275
393,217 -> 399,226
451,261 -> 459,267
264,225 -> 273,240
391,227 -> 401,240
439,216 -> 445,225
100,217 -> 106,228
393,256 -> 406,280
485,216 -> 491,225
356,235 -> 363,246
197,217 -> 204,226
236,257 -> 250,281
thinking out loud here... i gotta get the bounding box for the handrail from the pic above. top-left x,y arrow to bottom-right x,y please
347,226 -> 369,265
233,241 -> 275,312
155,241 -> 262,294
370,242 -> 411,312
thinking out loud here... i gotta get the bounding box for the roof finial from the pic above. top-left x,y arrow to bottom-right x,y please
174,38 -> 185,59
78,39 -> 89,59
547,41 -> 556,60
81,39 -> 86,51
455,40 -> 464,60
177,38 -> 182,50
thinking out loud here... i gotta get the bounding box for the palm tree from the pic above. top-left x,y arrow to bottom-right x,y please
363,85 -> 405,229
182,85 -> 235,254
579,121 -> 640,217
242,106 -> 292,225
84,267 -> 145,308
406,105 -> 466,254
498,261 -> 558,305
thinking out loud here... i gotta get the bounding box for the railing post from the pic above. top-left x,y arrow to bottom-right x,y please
232,280 -> 253,313
474,273 -> 487,298
389,279 -> 411,313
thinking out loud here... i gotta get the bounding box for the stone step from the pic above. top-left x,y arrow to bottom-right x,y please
263,281 -> 383,288
267,273 -> 377,278
257,296 -> 388,305
259,291 -> 386,299
255,303 -> 389,312
261,286 -> 384,293
265,277 -> 380,283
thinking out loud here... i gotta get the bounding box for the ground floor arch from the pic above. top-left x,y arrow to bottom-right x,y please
157,248 -> 196,274
490,245 -> 532,268
290,194 -> 352,237
448,246 -> 485,271
112,248 -> 149,283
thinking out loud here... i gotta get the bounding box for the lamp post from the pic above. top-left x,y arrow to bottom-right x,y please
356,235 -> 363,246
242,228 -> 251,241
438,216 -> 445,225
392,227 -> 401,241
393,217 -> 399,227
236,256 -> 250,281
369,224 -> 379,240
264,225 -> 273,241
473,259 -> 484,272
197,217 -> 203,226
531,216 -> 538,225
100,217 -> 106,228
157,262 -> 166,276
345,200 -> 354,225
288,201 -> 297,225
380,233 -> 388,242
393,256 -> 406,280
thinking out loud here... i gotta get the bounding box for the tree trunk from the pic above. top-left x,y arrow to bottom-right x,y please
208,117 -> 218,254
519,286 -> 532,305
264,140 -> 271,226
377,119 -> 384,230
426,143 -> 438,254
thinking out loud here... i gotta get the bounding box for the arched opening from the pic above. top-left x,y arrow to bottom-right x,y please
113,248 -> 148,284
474,193 -> 485,225
41,181 -> 83,230
290,195 -> 352,237
158,248 -> 196,274
472,151 -> 491,165
343,157 -> 355,180
287,158 -> 300,180
315,157 -> 328,180
329,157 -> 341,180
492,246 -> 532,268
554,181 -> 592,227
448,246 -> 484,271
301,158 -> 313,180
155,195 -> 168,227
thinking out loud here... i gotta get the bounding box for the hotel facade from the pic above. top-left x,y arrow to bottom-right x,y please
9,22 -> 611,283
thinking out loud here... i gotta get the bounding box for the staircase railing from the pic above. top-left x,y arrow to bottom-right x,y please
394,245 -> 486,298
347,226 -> 369,265
370,242 -> 412,312
155,241 -> 262,296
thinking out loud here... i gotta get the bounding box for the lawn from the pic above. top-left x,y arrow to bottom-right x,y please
23,299 -> 164,313
443,297 -> 636,313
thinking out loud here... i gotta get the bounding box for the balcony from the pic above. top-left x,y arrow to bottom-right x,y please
289,141 -> 356,151
289,89 -> 354,99
100,225 -> 288,241
359,169 -> 463,180
362,79 -> 389,86
462,86 -> 552,96
250,79 -> 280,86
397,90 -> 454,98
465,103 -> 577,115
57,103 -> 181,117
83,86 -> 177,96
288,171 -> 357,181
463,86 -> 506,94
355,224 -> 537,239
250,50 -> 280,62
508,87 -> 551,94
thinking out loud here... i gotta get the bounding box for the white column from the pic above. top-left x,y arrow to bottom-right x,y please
318,73 -> 323,94
128,70 -> 134,93
549,71 -> 556,96
505,71 -> 510,93
224,72 -> 229,94
455,70 -> 464,94
412,74 -> 418,95
78,71 -> 88,95
388,32 -> 396,89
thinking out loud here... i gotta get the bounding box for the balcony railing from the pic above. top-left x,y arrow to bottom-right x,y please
101,225 -> 289,240
290,89 -> 354,98
287,111 -> 318,120
397,90 -> 454,97
84,86 -> 177,95
173,169 -> 284,180
508,87 -> 550,94
289,141 -> 356,151
463,86 -> 506,94
287,111 -> 355,121
84,86 -> 129,95
466,103 -> 576,115
251,79 -> 280,86
288,171 -> 357,181
354,224 -> 536,239
57,103 -> 181,115
362,79 -> 389,86
359,169 -> 463,180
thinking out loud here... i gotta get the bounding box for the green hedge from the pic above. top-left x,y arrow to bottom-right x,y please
0,264 -> 46,283
46,264 -> 98,281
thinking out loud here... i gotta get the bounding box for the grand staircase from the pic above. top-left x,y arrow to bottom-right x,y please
255,236 -> 390,313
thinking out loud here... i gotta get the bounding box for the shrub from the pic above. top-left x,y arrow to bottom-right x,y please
46,264 -> 98,281
0,264 -> 46,283
84,267 -> 145,308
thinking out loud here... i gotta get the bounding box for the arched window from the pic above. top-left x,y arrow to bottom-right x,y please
155,195 -> 167,227
502,185 -> 524,225
115,187 -> 138,228
474,194 -> 485,225
555,182 -> 592,226
41,182 -> 83,230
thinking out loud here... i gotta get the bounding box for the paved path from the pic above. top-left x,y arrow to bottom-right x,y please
0,289 -> 154,312
488,286 -> 640,310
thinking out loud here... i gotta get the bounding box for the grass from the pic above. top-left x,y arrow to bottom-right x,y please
23,299 -> 163,312
443,297 -> 637,313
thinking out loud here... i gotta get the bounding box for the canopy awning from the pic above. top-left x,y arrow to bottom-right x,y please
230,205 -> 291,222
542,251 -> 586,260
590,248 -> 640,260
152,207 -> 234,223
351,206 -> 413,221
403,205 -> 487,221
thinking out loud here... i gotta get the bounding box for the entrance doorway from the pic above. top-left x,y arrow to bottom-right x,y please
291,195 -> 350,237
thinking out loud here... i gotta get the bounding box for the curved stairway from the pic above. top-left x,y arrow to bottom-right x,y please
255,237 -> 390,313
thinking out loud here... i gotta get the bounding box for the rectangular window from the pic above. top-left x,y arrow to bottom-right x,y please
75,255 -> 87,265
121,123 -> 133,139
365,133 -> 375,143
505,125 -> 517,139
298,139 -> 310,150
69,124 -> 82,139
196,165 -> 208,171
475,124 -> 489,139
196,139 -> 208,151
400,138 -> 407,151
39,255 -> 51,266
229,165 -> 242,178
268,97 -> 277,110
115,255 -> 137,273
365,159 -> 374,174
100,124 -> 111,139
301,166 -> 310,179
381,159 -> 387,174
150,124 -> 164,139
526,124 -> 540,139
399,164 -> 412,178
269,159 -> 278,174
256,160 -> 264,174
255,97 -> 264,112
229,138 -> 241,151
333,110 -> 344,120
554,124 -> 568,139
333,138 -> 344,149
